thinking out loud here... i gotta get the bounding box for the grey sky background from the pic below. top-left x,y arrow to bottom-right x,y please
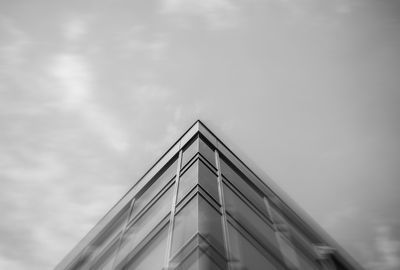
0,0 -> 400,269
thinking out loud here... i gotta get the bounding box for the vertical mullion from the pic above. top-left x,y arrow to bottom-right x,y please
264,196 -> 288,267
215,150 -> 232,270
110,197 -> 136,270
268,199 -> 301,270
164,145 -> 183,269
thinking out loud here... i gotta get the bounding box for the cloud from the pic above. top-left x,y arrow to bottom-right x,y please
142,104 -> 182,154
63,17 -> 88,42
0,257 -> 24,270
160,0 -> 240,29
50,53 -> 91,109
0,16 -> 30,69
323,205 -> 358,229
275,0 -> 358,18
117,27 -> 169,61
134,84 -> 171,101
370,225 -> 400,270
48,53 -> 130,152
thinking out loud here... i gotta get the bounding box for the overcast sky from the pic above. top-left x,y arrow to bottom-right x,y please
1,0 -> 400,269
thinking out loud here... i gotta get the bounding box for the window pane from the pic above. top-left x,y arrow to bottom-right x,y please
175,248 -> 224,270
90,208 -> 129,261
198,196 -> 225,254
220,158 -> 269,219
131,159 -> 177,221
289,224 -> 318,258
277,233 -> 300,269
297,252 -> 320,270
182,137 -> 199,169
125,225 -> 168,270
91,245 -> 118,270
178,162 -> 198,203
178,160 -> 219,204
172,196 -> 198,256
198,161 -> 219,203
228,223 -> 281,270
223,184 -> 277,251
199,137 -> 215,168
117,185 -> 173,262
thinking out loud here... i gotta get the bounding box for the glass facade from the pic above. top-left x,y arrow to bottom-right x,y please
55,121 -> 362,270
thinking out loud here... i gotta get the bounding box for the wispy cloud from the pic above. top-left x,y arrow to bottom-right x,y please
323,205 -> 358,229
0,256 -> 24,270
160,0 -> 240,29
117,27 -> 169,61
367,225 -> 400,270
49,53 -> 130,152
50,54 -> 91,109
0,16 -> 30,70
275,0 -> 358,18
0,149 -> 127,269
62,17 -> 89,42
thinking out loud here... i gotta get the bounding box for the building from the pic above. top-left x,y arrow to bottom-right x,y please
55,120 -> 363,270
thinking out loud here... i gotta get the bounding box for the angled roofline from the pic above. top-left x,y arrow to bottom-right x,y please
55,120 -> 363,270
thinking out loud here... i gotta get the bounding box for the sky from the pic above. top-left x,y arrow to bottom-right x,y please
0,0 -> 400,269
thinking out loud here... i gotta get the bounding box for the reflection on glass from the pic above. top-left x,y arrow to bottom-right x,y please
172,196 -> 198,256
182,138 -> 199,169
198,196 -> 224,253
172,194 -> 225,260
92,246 -> 118,270
297,251 -> 320,270
198,161 -> 219,203
199,137 -> 215,167
116,185 -> 173,263
130,159 -> 177,221
228,223 -> 280,270
289,224 -> 318,259
277,233 -> 300,269
125,225 -> 168,270
223,184 -> 277,250
178,162 -> 198,203
181,137 -> 216,170
90,208 -> 128,261
220,159 -> 269,219
178,160 -> 219,204
175,248 -> 223,270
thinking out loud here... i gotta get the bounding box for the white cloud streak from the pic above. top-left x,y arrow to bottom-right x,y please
63,17 -> 88,42
49,53 -> 130,152
161,0 -> 240,29
372,225 -> 400,270
0,16 -> 30,70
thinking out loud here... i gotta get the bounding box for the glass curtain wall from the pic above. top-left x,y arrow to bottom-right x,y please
60,128 -> 331,270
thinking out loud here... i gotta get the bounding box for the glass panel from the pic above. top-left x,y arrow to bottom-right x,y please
220,158 -> 269,219
178,161 -> 198,203
198,196 -> 225,253
289,224 -> 317,257
198,161 -> 219,203
131,159 -> 177,221
199,137 -> 216,168
228,223 -> 280,270
277,233 -> 300,269
172,195 -> 199,255
90,208 -> 128,260
182,137 -> 199,169
178,160 -> 219,204
270,207 -> 291,239
297,251 -> 320,270
91,246 -> 118,270
117,185 -> 173,262
223,183 -> 278,251
175,248 -> 224,270
125,224 -> 168,270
